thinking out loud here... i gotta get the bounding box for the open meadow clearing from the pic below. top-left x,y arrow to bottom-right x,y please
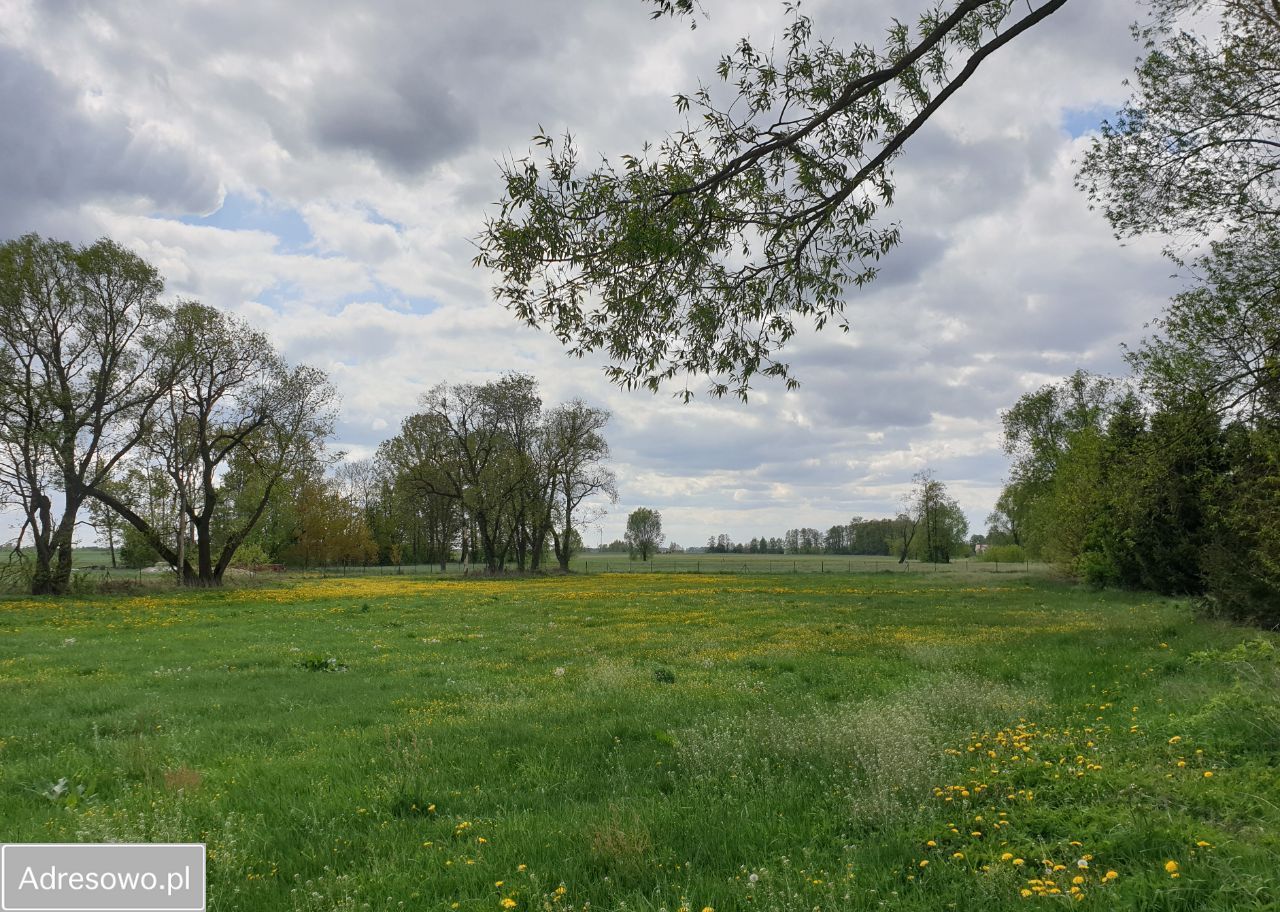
2,573 -> 1278,911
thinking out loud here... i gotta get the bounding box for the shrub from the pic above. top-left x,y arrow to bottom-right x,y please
299,655 -> 348,673
979,544 -> 1026,564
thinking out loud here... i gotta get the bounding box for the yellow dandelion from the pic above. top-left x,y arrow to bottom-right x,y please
1164,860 -> 1179,874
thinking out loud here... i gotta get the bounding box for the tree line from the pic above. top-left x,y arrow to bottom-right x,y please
0,235 -> 617,593
989,0 -> 1279,624
701,471 -> 970,562
372,375 -> 616,573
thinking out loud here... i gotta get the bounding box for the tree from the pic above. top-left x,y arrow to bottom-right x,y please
1000,371 -> 1117,556
285,475 -> 379,569
547,400 -> 617,571
906,469 -> 968,563
625,507 -> 664,561
87,303 -> 338,586
1078,0 -> 1279,241
478,0 -> 1070,398
1065,0 -> 1280,614
387,376 -> 539,574
84,466 -> 128,568
377,418 -> 466,572
1128,229 -> 1280,423
378,376 -> 616,574
0,235 -> 170,594
985,484 -> 1026,547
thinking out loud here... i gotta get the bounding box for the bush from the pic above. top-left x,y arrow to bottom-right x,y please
1076,550 -> 1119,589
979,544 -> 1026,564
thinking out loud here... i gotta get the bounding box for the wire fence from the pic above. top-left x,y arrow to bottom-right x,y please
284,555 -> 1046,578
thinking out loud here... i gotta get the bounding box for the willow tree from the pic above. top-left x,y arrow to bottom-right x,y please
478,0 -> 1070,399
0,235 -> 170,594
87,303 -> 337,586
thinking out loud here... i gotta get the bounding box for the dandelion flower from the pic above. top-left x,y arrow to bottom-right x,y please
1164,861 -> 1179,874
1203,771 -> 1213,778
1001,853 -> 1014,862
500,900 -> 517,910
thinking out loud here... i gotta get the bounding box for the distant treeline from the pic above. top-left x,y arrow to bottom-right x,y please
699,518 -> 913,556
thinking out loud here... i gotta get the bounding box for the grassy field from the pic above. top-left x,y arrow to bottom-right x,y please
48,553 -> 1043,585
1,573 -> 1277,911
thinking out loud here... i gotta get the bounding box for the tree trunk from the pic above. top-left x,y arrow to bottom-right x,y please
30,499 -> 79,596
195,516 -> 214,585
554,524 -> 572,572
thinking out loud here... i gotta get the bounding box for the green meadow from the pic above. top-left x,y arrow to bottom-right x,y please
1,573 -> 1277,911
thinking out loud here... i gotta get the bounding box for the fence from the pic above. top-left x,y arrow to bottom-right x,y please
288,555 -> 1044,577
34,556 -> 1044,590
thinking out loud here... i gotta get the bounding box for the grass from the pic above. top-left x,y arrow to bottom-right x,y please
1,573 -> 1277,911
46,551 -> 1043,584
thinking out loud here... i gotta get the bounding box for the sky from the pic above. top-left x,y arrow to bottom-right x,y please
0,0 -> 1178,549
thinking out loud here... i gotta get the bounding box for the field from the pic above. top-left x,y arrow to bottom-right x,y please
53,553 -> 1042,587
1,573 -> 1278,911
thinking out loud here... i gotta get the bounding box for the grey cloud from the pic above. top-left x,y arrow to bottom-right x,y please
0,45 -> 220,236
308,74 -> 477,175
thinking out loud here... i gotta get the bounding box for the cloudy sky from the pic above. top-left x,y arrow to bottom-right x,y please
0,0 -> 1177,547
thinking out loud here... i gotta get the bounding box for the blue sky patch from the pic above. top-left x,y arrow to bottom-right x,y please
1061,104 -> 1114,139
177,192 -> 314,254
